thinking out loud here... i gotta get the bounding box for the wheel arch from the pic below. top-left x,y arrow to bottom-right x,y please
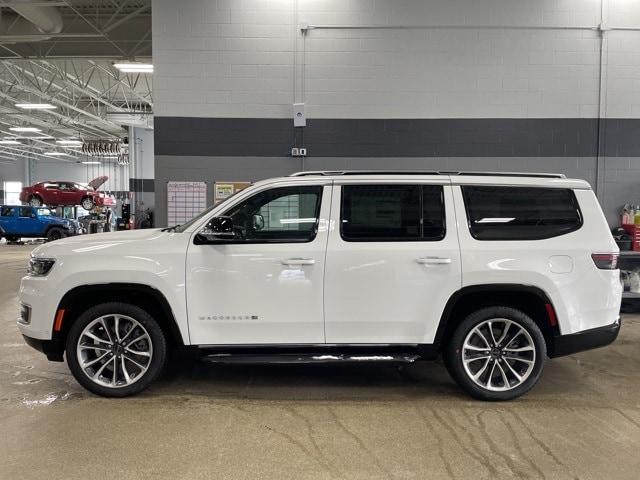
44,224 -> 63,235
434,284 -> 560,356
53,283 -> 185,353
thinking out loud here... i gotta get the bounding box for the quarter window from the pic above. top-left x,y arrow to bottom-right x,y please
224,185 -> 323,243
462,186 -> 582,240
340,185 -> 445,241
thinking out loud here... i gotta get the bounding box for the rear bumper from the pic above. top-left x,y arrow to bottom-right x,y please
548,317 -> 621,358
22,334 -> 64,362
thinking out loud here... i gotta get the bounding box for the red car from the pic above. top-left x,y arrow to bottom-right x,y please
20,176 -> 116,210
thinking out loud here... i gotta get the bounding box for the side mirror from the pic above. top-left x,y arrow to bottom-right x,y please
31,213 -> 36,219
252,214 -> 264,231
198,216 -> 235,242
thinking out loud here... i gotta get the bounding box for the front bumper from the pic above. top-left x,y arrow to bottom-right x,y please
22,335 -> 64,362
548,317 -> 621,358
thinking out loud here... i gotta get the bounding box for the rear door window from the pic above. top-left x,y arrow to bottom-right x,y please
19,207 -> 32,217
340,184 -> 445,241
462,186 -> 582,240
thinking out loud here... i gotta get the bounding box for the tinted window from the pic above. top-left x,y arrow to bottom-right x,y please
224,186 -> 322,242
1,206 -> 16,217
462,186 -> 582,240
19,207 -> 32,218
341,185 -> 445,241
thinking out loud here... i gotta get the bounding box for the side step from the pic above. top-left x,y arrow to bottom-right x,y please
202,353 -> 421,365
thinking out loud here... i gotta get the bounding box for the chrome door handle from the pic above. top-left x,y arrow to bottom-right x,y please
281,257 -> 315,266
416,257 -> 452,265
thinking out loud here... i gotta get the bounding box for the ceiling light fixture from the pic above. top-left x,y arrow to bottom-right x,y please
9,126 -> 41,132
55,139 -> 83,145
113,62 -> 153,73
44,152 -> 68,156
0,139 -> 22,145
81,161 -> 100,164
15,103 -> 56,110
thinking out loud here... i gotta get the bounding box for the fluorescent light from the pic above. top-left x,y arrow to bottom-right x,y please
113,62 -> 153,73
10,127 -> 41,132
0,139 -> 22,145
55,139 -> 82,145
82,161 -> 100,164
44,152 -> 68,156
15,103 -> 56,110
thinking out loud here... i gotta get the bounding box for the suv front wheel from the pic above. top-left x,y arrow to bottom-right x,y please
81,196 -> 95,210
66,302 -> 167,397
446,306 -> 546,401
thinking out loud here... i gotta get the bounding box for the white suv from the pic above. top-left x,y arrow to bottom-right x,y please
17,171 -> 622,400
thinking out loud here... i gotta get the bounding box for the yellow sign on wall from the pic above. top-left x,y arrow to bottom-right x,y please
214,182 -> 251,203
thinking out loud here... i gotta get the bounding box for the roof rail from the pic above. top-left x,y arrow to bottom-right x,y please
289,170 -> 566,179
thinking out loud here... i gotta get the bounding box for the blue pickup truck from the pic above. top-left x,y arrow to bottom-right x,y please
0,205 -> 79,242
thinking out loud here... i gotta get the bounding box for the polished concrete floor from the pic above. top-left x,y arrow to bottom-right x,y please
1,244 -> 639,480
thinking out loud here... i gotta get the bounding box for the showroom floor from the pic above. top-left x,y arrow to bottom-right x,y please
1,245 -> 639,480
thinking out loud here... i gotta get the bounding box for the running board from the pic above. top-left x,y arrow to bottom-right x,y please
202,353 -> 421,365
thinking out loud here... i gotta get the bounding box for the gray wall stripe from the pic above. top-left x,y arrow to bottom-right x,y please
151,117 -> 640,157
129,178 -> 155,193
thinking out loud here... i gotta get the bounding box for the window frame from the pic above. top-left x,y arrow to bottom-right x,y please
461,185 -> 583,241
19,207 -> 33,218
339,183 -> 447,243
216,184 -> 325,245
1,206 -> 16,217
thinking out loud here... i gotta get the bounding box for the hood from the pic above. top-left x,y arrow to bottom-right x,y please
32,228 -> 168,257
88,175 -> 108,190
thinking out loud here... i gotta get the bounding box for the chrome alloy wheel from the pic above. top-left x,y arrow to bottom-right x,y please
461,318 -> 536,392
76,314 -> 153,388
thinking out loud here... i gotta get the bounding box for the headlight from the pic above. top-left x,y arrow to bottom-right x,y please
27,257 -> 56,276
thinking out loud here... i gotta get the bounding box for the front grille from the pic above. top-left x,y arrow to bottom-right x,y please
19,304 -> 31,325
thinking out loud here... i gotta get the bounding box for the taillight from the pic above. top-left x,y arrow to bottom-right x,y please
591,253 -> 619,270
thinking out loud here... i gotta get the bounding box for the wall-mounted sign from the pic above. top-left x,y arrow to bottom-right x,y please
214,181 -> 251,203
167,181 -> 207,226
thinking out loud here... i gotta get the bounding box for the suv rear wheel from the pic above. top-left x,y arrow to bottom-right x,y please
65,302 -> 167,397
445,306 -> 546,401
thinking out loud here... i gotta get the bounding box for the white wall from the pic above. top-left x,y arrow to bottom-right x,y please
0,160 -> 26,184
153,0 -> 639,120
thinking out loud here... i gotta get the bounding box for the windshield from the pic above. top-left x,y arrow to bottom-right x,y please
173,188 -> 247,233
37,208 -> 52,216
173,204 -> 217,233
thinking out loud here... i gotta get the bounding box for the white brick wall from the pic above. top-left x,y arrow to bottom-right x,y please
153,0 -> 640,119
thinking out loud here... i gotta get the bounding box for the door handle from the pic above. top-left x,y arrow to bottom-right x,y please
416,257 -> 452,265
281,257 -> 315,266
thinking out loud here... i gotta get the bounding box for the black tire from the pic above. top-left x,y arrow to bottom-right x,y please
81,196 -> 95,210
6,235 -> 20,243
65,302 -> 167,397
445,306 -> 546,401
29,195 -> 43,207
46,227 -> 65,242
